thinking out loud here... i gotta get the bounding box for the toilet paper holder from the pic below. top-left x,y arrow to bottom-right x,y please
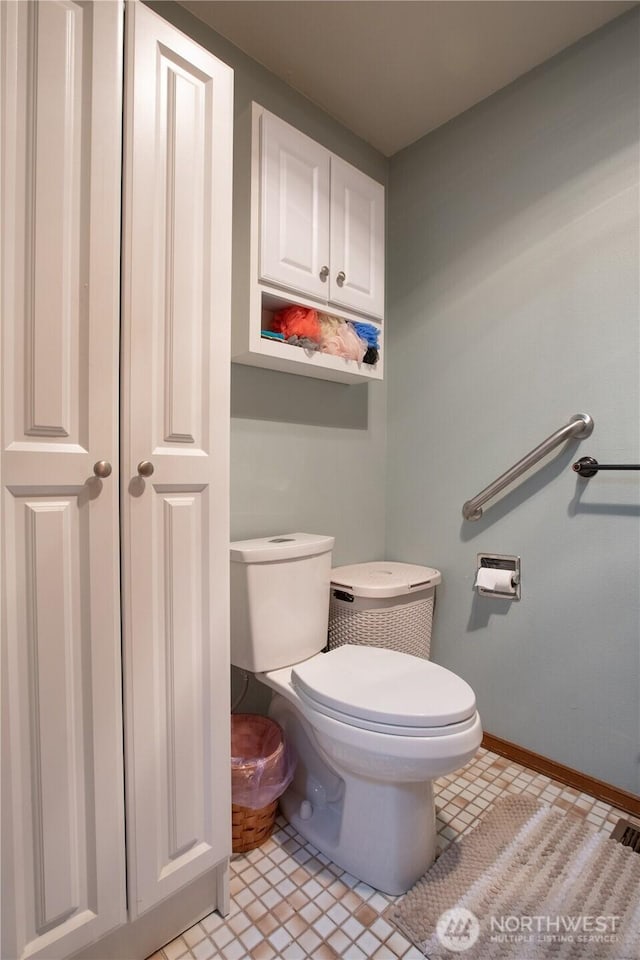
475,553 -> 521,600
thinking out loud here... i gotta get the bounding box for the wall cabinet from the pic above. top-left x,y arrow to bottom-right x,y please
232,103 -> 385,383
260,111 -> 384,318
1,3 -> 232,959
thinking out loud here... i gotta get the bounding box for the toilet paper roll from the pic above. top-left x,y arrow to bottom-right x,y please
475,567 -> 515,595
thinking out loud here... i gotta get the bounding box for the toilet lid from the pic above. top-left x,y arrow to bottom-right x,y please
291,645 -> 476,729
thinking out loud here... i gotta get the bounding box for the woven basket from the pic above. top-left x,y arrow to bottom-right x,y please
231,714 -> 285,853
328,594 -> 434,659
232,799 -> 278,853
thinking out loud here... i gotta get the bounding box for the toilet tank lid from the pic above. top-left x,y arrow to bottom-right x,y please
230,533 -> 335,563
330,561 -> 441,598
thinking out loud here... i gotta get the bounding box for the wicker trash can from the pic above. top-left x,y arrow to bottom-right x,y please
328,561 -> 442,660
231,714 -> 294,853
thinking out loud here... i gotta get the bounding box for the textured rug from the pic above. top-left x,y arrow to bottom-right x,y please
387,794 -> 640,959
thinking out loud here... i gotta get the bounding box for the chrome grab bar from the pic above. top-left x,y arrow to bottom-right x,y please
462,413 -> 594,521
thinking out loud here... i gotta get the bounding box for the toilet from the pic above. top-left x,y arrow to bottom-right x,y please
230,533 -> 482,895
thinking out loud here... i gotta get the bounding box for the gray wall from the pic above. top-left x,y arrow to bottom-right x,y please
386,11 -> 640,793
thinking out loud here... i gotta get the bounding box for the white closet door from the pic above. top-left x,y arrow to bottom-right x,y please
121,1 -> 233,918
0,3 -> 126,959
260,111 -> 331,299
329,156 -> 385,319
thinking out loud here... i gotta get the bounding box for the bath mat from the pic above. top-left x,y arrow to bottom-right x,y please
387,794 -> 640,959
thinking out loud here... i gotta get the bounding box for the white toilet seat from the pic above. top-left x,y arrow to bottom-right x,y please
290,644 -> 476,734
293,682 -> 478,737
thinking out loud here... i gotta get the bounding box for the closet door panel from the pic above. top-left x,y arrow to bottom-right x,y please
158,490 -> 207,862
122,1 -> 233,918
24,0 -> 83,439
5,494 -> 88,928
0,3 -> 126,959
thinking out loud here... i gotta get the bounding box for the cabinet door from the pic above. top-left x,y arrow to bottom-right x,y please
329,156 -> 385,319
260,112 -> 331,300
121,1 -> 233,918
0,3 -> 126,959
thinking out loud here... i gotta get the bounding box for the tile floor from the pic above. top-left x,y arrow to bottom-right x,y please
149,748 -> 638,960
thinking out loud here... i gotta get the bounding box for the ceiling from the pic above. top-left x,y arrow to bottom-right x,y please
177,0 -> 635,156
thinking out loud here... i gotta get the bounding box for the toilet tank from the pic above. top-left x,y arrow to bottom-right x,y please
230,533 -> 335,672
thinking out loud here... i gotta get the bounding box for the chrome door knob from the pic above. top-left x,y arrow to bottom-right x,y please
137,460 -> 155,478
336,270 -> 346,286
319,265 -> 329,281
93,460 -> 112,479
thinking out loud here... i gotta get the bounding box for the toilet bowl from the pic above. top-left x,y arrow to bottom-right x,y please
230,533 -> 483,894
259,645 -> 481,894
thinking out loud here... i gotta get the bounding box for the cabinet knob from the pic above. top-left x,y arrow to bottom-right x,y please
137,460 -> 155,478
93,460 -> 112,479
336,270 -> 346,286
319,265 -> 329,281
